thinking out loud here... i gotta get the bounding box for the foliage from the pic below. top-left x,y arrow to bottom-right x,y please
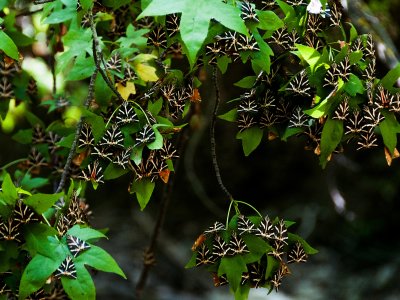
0,0 -> 398,299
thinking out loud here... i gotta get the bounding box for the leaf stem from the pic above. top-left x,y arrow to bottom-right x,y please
235,200 -> 262,217
0,158 -> 27,170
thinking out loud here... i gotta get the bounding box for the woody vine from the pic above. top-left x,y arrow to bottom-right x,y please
0,0 -> 399,299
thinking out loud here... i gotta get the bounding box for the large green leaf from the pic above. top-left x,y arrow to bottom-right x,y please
218,256 -> 247,292
319,118 -> 343,168
287,233 -> 319,255
24,192 -> 63,214
25,227 -> 69,259
1,173 -> 17,205
0,31 -> 19,60
379,111 -> 400,154
139,0 -> 247,66
56,27 -> 92,74
236,127 -> 263,156
381,63 -> 400,88
61,262 -> 96,300
75,245 -> 126,279
294,44 -> 321,72
66,56 -> 96,81
103,163 -> 130,180
242,235 -> 273,264
255,10 -> 284,31
218,108 -> 237,122
19,254 -> 65,299
44,0 -> 77,24
343,74 -> 365,96
66,224 -> 107,242
131,178 -> 155,210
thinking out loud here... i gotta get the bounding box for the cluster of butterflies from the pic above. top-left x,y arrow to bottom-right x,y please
53,235 -> 91,280
19,125 -> 73,177
0,195 -> 88,298
0,200 -> 39,244
77,101 -> 178,184
55,191 -> 92,237
219,0 -> 400,157
191,215 -> 308,292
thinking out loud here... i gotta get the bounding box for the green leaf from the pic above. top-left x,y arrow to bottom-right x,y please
304,99 -> 330,118
217,56 -> 231,74
75,245 -> 126,279
348,51 -> 363,65
82,110 -> 105,142
56,27 -> 92,73
218,256 -> 247,292
24,192 -> 63,214
147,98 -> 163,116
139,0 -> 248,67
275,0 -> 296,28
131,178 -> 155,210
66,224 -> 107,242
117,24 -> 148,50
24,111 -> 45,128
147,126 -> 163,150
61,262 -> 95,300
19,254 -> 64,299
287,233 -> 319,255
103,163 -> 130,180
381,63 -> 400,88
66,56 -> 96,81
184,252 -> 197,269
24,223 -> 59,257
265,255 -> 279,280
348,22 -> 358,42
2,173 -> 17,205
12,129 -> 33,144
80,0 -> 93,10
0,241 -> 18,272
256,10 -> 284,31
44,1 -> 77,24
319,118 -> 343,168
294,44 -> 321,72
234,76 -> 256,89
379,111 -> 400,154
56,133 -> 75,149
233,284 -> 250,300
242,235 -> 273,264
20,173 -> 49,191
343,74 -> 365,96
250,28 -> 273,73
236,127 -> 263,156
281,127 -> 303,141
218,108 -> 237,122
0,31 -> 19,60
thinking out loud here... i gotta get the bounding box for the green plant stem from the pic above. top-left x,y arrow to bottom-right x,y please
55,70 -> 98,193
235,200 -> 263,217
211,67 -> 234,202
0,158 -> 27,170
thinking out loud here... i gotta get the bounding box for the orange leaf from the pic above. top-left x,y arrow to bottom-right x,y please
159,169 -> 170,183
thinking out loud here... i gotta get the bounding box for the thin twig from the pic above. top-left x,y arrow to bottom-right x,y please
135,131 -> 188,299
89,11 -> 125,102
33,0 -> 54,4
55,70 -> 98,193
210,67 -> 233,201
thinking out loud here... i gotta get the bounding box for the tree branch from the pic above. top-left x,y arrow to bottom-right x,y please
135,131 -> 188,299
210,67 -> 233,201
55,70 -> 98,193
